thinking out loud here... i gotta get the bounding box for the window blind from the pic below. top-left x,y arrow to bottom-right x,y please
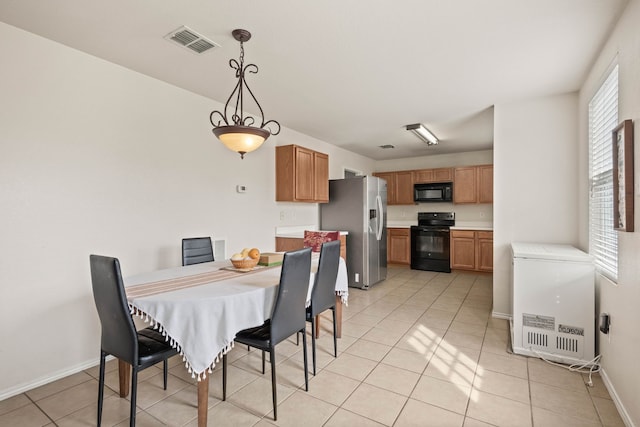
588,64 -> 618,281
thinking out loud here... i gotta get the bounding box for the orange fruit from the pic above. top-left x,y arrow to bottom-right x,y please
248,248 -> 260,259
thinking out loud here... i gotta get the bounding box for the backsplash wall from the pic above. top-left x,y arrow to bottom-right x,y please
387,203 -> 493,224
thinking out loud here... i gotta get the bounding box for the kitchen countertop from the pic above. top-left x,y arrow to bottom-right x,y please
451,221 -> 493,231
386,221 -> 414,228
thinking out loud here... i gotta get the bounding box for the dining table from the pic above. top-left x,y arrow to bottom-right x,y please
121,252 -> 348,427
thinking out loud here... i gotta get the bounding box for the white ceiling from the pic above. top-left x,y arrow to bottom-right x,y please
0,0 -> 627,160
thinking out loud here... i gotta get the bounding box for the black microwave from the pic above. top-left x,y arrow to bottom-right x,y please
414,182 -> 453,202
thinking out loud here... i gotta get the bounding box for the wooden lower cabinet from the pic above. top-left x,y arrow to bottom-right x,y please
387,228 -> 410,264
476,231 -> 494,272
275,235 -> 347,261
450,230 -> 493,272
450,230 -> 476,270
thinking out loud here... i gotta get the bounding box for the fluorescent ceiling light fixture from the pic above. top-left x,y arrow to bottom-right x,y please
406,123 -> 438,145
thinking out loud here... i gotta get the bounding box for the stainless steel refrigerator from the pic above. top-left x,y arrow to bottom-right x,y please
320,176 -> 387,289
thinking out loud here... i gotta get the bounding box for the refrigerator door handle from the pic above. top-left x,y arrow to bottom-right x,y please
376,194 -> 384,241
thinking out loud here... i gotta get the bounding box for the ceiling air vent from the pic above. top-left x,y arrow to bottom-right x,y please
165,26 -> 219,54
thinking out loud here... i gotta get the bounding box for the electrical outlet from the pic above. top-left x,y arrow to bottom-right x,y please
279,211 -> 285,220
599,313 -> 610,334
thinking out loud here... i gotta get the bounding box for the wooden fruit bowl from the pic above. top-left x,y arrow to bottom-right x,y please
231,258 -> 259,270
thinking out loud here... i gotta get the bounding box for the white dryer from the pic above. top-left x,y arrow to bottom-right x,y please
510,242 -> 595,365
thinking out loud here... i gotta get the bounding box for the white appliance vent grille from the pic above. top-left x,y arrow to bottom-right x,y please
522,325 -> 585,359
526,329 -> 549,349
165,26 -> 219,54
557,336 -> 580,354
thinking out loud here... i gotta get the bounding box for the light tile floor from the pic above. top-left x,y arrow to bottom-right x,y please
0,267 -> 625,426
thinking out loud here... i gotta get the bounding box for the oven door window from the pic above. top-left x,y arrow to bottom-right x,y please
412,228 -> 450,260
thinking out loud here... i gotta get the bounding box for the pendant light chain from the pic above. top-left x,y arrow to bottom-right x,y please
234,40 -> 245,125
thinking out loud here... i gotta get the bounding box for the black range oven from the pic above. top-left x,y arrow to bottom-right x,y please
410,212 -> 455,273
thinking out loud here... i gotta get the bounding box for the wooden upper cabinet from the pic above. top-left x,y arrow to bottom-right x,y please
453,167 -> 478,203
477,165 -> 493,204
373,171 -> 414,205
453,164 -> 493,204
313,152 -> 329,202
414,167 -> 453,184
395,171 -> 414,204
276,145 -> 329,203
373,172 -> 396,203
294,147 -> 314,200
413,169 -> 434,183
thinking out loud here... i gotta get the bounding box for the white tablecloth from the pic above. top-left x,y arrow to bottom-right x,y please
125,255 -> 347,379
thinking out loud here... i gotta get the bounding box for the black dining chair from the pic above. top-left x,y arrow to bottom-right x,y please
182,237 -> 214,266
306,240 -> 341,375
224,247 -> 312,421
90,255 -> 178,427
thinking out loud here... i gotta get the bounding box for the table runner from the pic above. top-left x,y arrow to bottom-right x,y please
126,265 -> 274,299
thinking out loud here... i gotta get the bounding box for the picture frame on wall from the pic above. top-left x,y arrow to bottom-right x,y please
612,119 -> 634,232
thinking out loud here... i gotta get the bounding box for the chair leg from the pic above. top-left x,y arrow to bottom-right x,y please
222,354 -> 227,401
97,352 -> 106,427
261,350 -> 266,375
301,328 -> 309,392
310,317 -> 317,376
130,368 -> 138,427
163,360 -> 168,390
270,348 -> 277,421
332,307 -> 338,358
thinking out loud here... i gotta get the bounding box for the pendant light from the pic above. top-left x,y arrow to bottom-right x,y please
209,29 -> 280,159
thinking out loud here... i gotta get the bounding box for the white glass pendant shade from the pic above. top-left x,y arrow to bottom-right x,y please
213,125 -> 270,158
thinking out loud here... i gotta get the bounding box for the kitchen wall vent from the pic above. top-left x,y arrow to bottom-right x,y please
213,238 -> 226,260
165,26 -> 219,54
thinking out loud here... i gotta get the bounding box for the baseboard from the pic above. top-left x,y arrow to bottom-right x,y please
0,357 -> 103,402
491,311 -> 511,320
600,367 -> 636,427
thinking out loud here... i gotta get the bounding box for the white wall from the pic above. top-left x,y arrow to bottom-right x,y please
493,93 -> 580,317
0,22 -> 374,398
578,1 -> 640,425
376,150 -> 494,223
